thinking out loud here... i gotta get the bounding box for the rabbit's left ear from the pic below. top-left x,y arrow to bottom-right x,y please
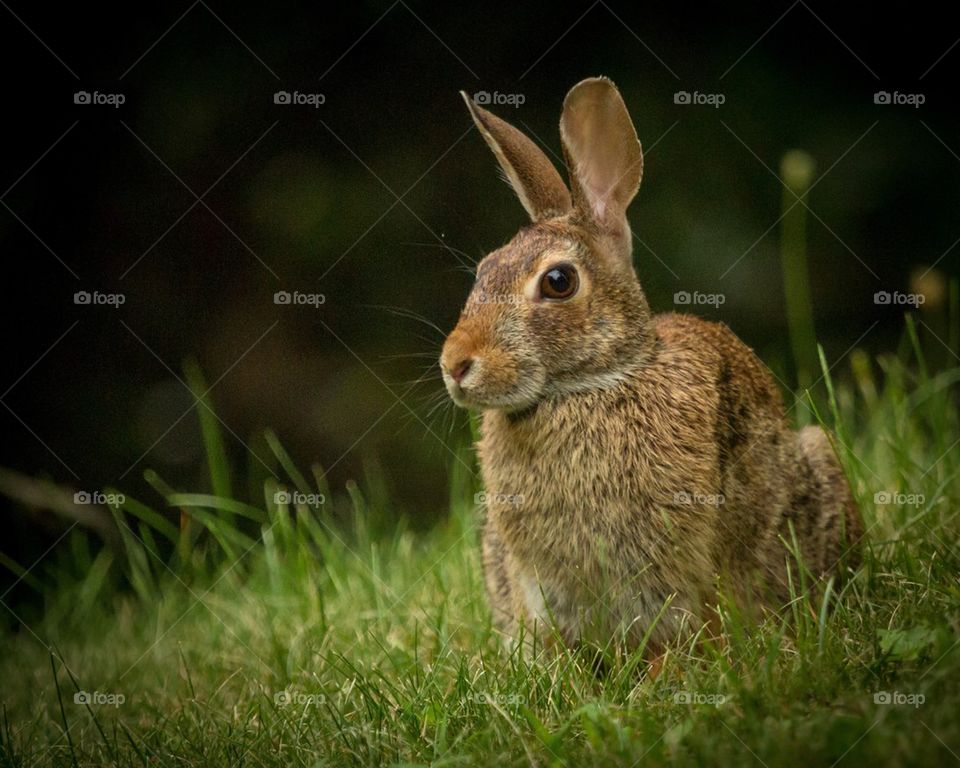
461,92 -> 572,221
560,78 -> 643,240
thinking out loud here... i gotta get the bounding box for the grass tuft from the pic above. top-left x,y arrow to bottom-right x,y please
1,321 -> 959,766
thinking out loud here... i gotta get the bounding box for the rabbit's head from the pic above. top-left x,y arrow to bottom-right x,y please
441,77 -> 654,411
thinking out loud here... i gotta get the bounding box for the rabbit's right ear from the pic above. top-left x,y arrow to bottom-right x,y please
461,92 -> 572,221
560,78 -> 642,253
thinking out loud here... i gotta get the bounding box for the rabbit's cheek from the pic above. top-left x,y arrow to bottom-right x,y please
441,345 -> 520,407
450,351 -> 547,410
467,351 -> 529,407
475,347 -> 519,390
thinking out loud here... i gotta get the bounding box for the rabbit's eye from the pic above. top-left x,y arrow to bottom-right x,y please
539,264 -> 579,301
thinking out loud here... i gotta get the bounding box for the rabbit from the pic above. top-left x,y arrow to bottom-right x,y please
440,77 -> 863,661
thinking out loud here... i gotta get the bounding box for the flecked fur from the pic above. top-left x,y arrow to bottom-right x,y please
441,78 -> 862,654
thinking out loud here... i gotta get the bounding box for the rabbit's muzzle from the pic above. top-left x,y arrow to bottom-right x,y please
440,321 -> 545,411
440,326 -> 479,404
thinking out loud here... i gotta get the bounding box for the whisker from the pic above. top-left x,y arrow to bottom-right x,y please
379,351 -> 440,361
364,304 -> 447,339
387,375 -> 444,387
401,240 -> 478,266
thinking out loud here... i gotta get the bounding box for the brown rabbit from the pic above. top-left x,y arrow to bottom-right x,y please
440,77 -> 862,659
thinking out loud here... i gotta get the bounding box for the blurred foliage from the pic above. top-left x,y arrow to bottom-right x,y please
0,2 -> 957,571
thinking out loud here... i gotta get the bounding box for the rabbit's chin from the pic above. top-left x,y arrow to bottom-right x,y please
444,379 -> 544,413
442,361 -> 548,412
446,365 -> 641,412
448,390 -> 544,413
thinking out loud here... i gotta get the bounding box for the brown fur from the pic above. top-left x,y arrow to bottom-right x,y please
442,78 -> 862,654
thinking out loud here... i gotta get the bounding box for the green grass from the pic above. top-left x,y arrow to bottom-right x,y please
1,321 -> 959,767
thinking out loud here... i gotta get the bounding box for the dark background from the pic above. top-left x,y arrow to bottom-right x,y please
1,2 -> 957,560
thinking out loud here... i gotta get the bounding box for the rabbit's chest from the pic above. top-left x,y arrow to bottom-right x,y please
480,406 -> 644,573
477,389 -> 720,624
478,387 -> 715,525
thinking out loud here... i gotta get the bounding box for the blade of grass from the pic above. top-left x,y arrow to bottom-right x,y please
114,492 -> 179,544
109,508 -> 157,603
49,653 -> 78,768
0,551 -> 44,593
167,493 -> 267,523
186,508 -> 256,560
264,429 -> 311,495
780,149 -> 818,397
184,357 -> 232,501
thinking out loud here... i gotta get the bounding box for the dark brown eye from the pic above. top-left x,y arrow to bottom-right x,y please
539,264 -> 579,300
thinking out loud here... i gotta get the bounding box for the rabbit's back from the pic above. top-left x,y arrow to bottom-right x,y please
657,313 -> 862,596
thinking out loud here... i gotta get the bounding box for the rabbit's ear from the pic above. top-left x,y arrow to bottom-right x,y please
461,92 -> 572,221
560,78 -> 642,240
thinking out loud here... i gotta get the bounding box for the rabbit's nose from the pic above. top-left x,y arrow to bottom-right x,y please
449,358 -> 473,384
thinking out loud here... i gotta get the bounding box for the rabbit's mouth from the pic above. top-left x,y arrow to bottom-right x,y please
441,357 -> 546,412
443,380 -> 544,413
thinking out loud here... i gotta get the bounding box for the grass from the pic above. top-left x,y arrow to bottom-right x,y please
1,317 -> 959,768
